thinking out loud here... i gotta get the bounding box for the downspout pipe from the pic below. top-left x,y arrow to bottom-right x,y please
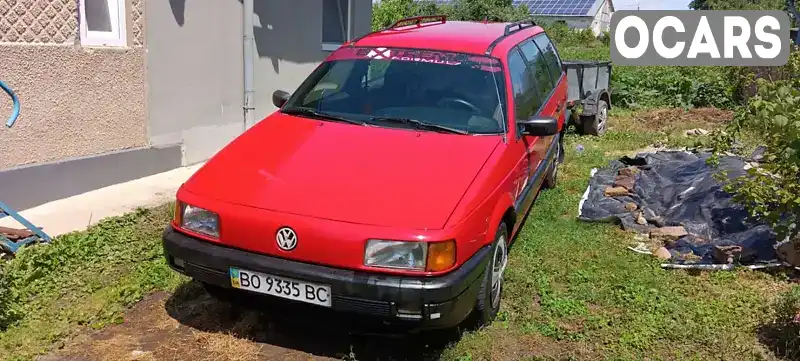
243,0 -> 255,130
348,0 -> 354,41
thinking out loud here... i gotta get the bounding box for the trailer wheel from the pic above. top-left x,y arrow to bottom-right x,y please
581,99 -> 608,136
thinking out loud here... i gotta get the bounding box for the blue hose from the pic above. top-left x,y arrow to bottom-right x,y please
0,79 -> 20,128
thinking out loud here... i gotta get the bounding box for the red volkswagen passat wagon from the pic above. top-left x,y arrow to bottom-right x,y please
163,16 -> 568,331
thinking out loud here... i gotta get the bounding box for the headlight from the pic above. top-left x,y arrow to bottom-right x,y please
364,239 -> 456,272
364,240 -> 427,270
178,203 -> 220,238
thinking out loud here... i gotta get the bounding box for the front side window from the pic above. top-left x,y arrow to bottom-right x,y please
282,47 -> 507,135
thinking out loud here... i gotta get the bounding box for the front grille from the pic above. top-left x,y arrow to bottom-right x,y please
185,262 -> 229,284
333,295 -> 392,317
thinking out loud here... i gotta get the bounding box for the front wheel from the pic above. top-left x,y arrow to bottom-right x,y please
474,222 -> 509,327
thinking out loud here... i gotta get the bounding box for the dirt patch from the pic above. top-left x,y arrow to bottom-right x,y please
44,282 -> 457,361
52,292 -> 275,361
632,108 -> 733,128
611,107 -> 733,135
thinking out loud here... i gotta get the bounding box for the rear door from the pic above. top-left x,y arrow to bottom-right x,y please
518,37 -> 557,171
512,33 -> 567,214
506,47 -> 541,219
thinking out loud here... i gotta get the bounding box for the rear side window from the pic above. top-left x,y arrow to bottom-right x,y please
507,48 -> 541,120
519,39 -> 554,102
533,34 -> 563,84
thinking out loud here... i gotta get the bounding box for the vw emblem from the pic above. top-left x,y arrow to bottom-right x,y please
275,227 -> 298,251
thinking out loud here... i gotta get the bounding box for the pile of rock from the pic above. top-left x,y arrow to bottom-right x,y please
603,166 -> 753,265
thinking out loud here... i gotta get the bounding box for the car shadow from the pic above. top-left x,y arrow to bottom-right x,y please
164,280 -> 469,360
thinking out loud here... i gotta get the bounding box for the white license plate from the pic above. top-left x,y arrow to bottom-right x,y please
229,267 -> 332,307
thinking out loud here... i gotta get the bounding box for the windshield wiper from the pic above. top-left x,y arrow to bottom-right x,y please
282,107 -> 365,126
370,116 -> 469,135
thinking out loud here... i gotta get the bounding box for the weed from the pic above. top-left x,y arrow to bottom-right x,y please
0,205 -> 186,360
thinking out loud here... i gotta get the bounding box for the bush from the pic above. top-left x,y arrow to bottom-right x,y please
372,0 -> 442,31
558,47 -> 737,109
710,50 -> 800,244
0,265 -> 22,330
372,0 -> 527,31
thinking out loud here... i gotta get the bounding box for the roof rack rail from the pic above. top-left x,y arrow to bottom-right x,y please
349,15 -> 447,48
388,15 -> 447,29
484,17 -> 538,55
504,18 -> 536,36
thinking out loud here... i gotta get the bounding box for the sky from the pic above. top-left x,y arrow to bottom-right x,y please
613,0 -> 692,11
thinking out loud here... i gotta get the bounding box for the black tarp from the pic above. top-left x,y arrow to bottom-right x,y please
578,150 -> 777,264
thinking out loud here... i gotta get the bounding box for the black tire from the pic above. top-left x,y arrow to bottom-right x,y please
542,138 -> 562,189
581,99 -> 608,136
474,222 -> 509,327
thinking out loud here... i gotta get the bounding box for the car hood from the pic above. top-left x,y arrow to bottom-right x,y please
183,113 -> 501,229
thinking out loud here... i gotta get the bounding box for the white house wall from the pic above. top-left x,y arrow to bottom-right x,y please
590,0 -> 612,35
536,0 -> 613,35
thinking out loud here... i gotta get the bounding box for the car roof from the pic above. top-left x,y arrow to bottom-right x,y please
351,19 -> 545,56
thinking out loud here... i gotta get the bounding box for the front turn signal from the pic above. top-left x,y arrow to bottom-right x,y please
173,201 -> 183,225
426,240 -> 456,272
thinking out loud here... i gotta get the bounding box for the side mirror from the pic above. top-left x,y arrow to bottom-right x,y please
272,90 -> 291,108
517,116 -> 559,136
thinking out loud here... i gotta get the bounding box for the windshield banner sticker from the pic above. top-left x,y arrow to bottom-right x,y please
329,47 -> 502,71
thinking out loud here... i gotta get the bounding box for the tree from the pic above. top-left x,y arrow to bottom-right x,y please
371,0 -> 530,31
689,0 -> 788,11
447,0 -> 529,22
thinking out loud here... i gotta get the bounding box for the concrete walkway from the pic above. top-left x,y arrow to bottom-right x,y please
0,163 -> 203,238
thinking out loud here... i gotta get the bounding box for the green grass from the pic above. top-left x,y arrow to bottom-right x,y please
440,111 -> 794,360
0,206 -> 186,361
0,108 -> 796,361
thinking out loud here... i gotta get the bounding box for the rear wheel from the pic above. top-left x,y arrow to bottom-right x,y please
474,222 -> 509,327
581,99 -> 608,136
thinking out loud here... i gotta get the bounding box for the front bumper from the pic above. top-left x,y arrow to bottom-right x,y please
162,226 -> 489,331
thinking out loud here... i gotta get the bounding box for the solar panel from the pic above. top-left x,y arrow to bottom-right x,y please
414,0 -> 598,17
513,0 -> 597,16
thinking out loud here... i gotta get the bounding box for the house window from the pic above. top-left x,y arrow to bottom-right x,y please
322,0 -> 352,51
79,0 -> 127,47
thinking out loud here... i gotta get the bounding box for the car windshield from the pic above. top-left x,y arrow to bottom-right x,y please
282,47 -> 507,135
